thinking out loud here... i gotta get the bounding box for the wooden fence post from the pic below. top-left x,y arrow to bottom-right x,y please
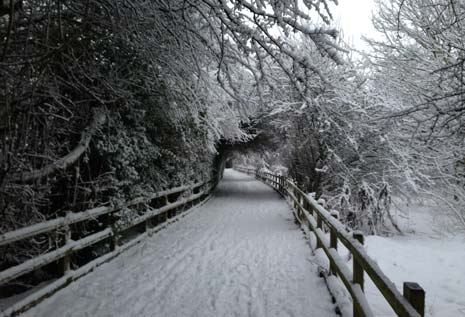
109,211 -> 120,251
62,220 -> 71,275
164,195 -> 169,221
329,212 -> 338,276
307,200 -> 314,216
145,214 -> 153,235
353,231 -> 364,317
316,215 -> 323,249
353,231 -> 364,289
403,282 -> 425,316
298,194 -> 303,220
293,187 -> 298,209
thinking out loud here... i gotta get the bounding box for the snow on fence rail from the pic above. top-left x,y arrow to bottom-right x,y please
236,166 -> 425,317
0,178 -> 217,317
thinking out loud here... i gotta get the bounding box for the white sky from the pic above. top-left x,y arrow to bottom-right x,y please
329,0 -> 378,52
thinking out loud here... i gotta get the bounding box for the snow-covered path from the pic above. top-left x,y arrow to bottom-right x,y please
24,169 -> 335,317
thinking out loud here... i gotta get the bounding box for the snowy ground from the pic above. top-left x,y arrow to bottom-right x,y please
363,202 -> 465,316
21,169 -> 335,317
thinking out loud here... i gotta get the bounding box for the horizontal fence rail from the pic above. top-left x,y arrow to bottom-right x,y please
0,177 -> 218,317
236,166 -> 425,317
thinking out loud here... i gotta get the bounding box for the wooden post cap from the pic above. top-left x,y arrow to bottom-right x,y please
353,231 -> 364,244
403,282 -> 425,316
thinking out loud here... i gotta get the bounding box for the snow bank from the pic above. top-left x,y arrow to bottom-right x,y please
364,204 -> 465,316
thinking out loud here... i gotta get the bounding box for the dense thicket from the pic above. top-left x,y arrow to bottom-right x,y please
0,1 -> 213,237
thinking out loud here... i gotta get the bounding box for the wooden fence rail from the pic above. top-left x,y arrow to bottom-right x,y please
0,177 -> 218,317
236,166 -> 425,317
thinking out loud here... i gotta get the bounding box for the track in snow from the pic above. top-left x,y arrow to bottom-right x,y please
24,169 -> 336,317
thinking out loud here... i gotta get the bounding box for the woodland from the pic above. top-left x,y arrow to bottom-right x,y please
0,0 -> 464,298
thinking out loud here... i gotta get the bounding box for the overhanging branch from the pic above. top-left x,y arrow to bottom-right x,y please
8,110 -> 107,183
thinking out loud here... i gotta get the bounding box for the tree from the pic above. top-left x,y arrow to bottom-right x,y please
365,0 -> 465,227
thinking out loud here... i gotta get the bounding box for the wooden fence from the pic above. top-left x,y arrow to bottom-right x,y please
236,166 -> 425,317
0,177 -> 218,317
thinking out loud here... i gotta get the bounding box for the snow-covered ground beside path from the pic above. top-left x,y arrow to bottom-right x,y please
364,203 -> 465,316
21,169 -> 336,317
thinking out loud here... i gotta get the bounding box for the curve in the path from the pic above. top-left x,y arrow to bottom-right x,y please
24,169 -> 336,317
